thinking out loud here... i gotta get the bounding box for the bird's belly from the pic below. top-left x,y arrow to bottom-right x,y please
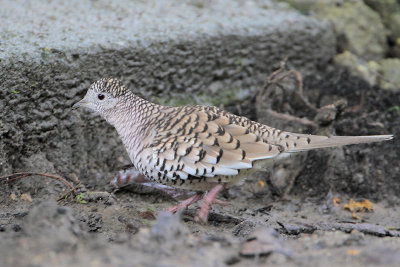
146,158 -> 275,192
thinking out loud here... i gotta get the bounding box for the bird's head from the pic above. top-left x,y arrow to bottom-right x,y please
73,78 -> 132,115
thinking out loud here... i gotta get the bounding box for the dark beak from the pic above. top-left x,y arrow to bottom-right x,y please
72,101 -> 81,109
72,100 -> 87,110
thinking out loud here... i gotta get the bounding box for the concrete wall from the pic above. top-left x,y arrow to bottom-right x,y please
0,0 -> 335,189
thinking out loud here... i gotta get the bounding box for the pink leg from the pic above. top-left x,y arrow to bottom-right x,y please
110,169 -> 192,199
195,184 -> 225,223
167,193 -> 204,213
110,168 -> 147,187
212,198 -> 228,206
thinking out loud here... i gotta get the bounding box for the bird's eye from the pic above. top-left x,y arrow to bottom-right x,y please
98,94 -> 105,100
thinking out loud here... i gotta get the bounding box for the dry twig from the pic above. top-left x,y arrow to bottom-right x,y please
255,56 -> 317,112
1,172 -> 77,194
344,93 -> 365,113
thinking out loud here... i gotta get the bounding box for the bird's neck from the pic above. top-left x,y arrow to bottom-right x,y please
105,95 -> 160,160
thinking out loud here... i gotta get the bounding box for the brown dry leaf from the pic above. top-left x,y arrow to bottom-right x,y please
344,199 -> 375,212
346,249 -> 361,256
351,212 -> 361,220
332,197 -> 341,207
257,180 -> 265,188
344,199 -> 374,220
21,193 -> 33,203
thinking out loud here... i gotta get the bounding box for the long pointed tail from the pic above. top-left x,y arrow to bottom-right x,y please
286,134 -> 393,152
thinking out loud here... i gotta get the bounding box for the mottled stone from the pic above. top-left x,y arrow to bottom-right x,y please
314,1 -> 387,61
333,51 -> 378,86
364,0 -> 400,40
378,59 -> 400,92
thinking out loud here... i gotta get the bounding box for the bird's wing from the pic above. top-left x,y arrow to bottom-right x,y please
150,107 -> 284,180
149,105 -> 392,181
202,106 -> 393,152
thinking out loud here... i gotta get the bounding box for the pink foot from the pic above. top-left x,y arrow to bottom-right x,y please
194,184 -> 225,223
110,168 -> 192,199
167,193 -> 203,213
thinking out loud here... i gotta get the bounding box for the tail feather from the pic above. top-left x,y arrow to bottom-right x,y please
286,134 -> 393,152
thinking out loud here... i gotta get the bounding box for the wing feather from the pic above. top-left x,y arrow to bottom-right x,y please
150,108 -> 284,180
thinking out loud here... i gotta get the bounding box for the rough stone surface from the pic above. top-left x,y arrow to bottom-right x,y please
314,1 -> 387,61
332,51 -> 400,93
364,0 -> 400,40
333,51 -> 378,86
0,0 -> 336,189
378,58 -> 400,93
277,0 -> 334,14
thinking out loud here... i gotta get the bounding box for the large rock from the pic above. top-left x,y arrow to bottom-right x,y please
364,0 -> 400,41
333,51 -> 379,86
333,53 -> 400,92
0,0 -> 336,190
313,1 -> 388,61
378,59 -> 400,92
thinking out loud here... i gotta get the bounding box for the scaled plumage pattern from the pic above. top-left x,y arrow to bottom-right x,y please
74,78 -> 393,222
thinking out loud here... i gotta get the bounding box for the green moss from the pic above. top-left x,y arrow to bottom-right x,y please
276,0 -> 314,14
31,81 -> 39,88
387,106 -> 400,115
210,86 -> 249,106
379,58 -> 400,92
76,193 -> 87,204
141,218 -> 157,226
146,205 -> 156,213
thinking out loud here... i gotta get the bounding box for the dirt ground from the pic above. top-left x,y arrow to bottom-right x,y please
1,68 -> 399,266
